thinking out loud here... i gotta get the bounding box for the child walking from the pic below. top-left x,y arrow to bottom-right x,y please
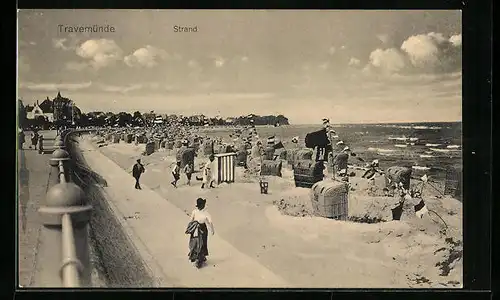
184,163 -> 193,186
171,161 -> 181,188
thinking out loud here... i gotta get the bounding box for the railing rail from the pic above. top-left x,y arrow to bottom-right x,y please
35,129 -> 92,287
61,213 -> 81,287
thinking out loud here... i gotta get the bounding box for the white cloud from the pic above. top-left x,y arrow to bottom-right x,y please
66,61 -> 88,71
99,84 -> 143,93
241,56 -> 249,62
427,32 -> 447,43
19,82 -> 92,92
52,34 -> 82,51
348,57 -> 361,66
367,48 -> 406,73
214,56 -> 225,68
401,34 -> 441,68
449,34 -> 462,47
328,46 -> 336,55
98,83 -> 174,93
124,45 -> 168,68
53,38 -> 71,50
400,32 -> 462,73
76,39 -> 123,69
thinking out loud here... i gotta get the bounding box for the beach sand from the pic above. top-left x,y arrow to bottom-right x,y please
85,135 -> 462,288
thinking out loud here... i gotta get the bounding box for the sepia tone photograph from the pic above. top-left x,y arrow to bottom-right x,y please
17,10 -> 463,288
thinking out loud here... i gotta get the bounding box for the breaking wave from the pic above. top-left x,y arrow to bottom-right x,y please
368,147 -> 396,153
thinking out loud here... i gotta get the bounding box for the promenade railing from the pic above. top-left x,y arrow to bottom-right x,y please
36,129 -> 92,287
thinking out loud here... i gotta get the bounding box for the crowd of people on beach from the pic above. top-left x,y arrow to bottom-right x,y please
76,115 -> 432,269
119,117 -> 392,268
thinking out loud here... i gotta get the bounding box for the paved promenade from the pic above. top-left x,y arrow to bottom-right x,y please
17,131 -> 57,287
17,130 -> 104,287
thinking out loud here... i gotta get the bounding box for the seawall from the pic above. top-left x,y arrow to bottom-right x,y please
66,132 -> 161,287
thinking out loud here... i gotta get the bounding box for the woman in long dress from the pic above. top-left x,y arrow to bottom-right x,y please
186,198 -> 215,268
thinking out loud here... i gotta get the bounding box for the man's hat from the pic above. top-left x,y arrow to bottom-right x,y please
322,118 -> 330,124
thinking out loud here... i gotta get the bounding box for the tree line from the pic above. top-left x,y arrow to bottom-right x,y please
18,99 -> 290,128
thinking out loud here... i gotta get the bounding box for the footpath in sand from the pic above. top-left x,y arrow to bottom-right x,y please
81,137 -> 463,288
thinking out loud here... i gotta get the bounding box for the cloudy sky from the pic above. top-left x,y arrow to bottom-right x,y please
17,10 -> 462,124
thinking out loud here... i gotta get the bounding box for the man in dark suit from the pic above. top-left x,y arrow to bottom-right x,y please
132,159 -> 145,189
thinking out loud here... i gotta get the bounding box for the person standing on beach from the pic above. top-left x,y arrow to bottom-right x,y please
184,163 -> 193,186
18,129 -> 25,150
132,159 -> 145,189
30,130 -> 39,150
37,134 -> 44,154
362,159 -> 383,181
186,198 -> 215,268
171,161 -> 181,188
201,155 -> 215,189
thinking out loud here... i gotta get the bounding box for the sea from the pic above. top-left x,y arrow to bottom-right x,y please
200,122 -> 462,181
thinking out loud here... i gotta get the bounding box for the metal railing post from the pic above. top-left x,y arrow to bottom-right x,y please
49,137 -> 70,186
35,131 -> 92,287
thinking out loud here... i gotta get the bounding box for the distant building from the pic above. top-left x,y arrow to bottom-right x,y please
26,100 -> 54,122
25,92 -> 78,124
52,92 -> 73,122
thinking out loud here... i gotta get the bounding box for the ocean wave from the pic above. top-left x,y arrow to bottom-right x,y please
388,137 -> 409,141
419,154 -> 435,158
378,152 -> 394,156
430,148 -> 461,153
368,147 -> 396,153
413,126 -> 442,130
412,165 -> 431,170
394,144 -> 407,148
374,124 -> 442,130
425,143 -> 441,147
446,145 -> 461,149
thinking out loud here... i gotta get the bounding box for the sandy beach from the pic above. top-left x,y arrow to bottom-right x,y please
82,134 -> 462,288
